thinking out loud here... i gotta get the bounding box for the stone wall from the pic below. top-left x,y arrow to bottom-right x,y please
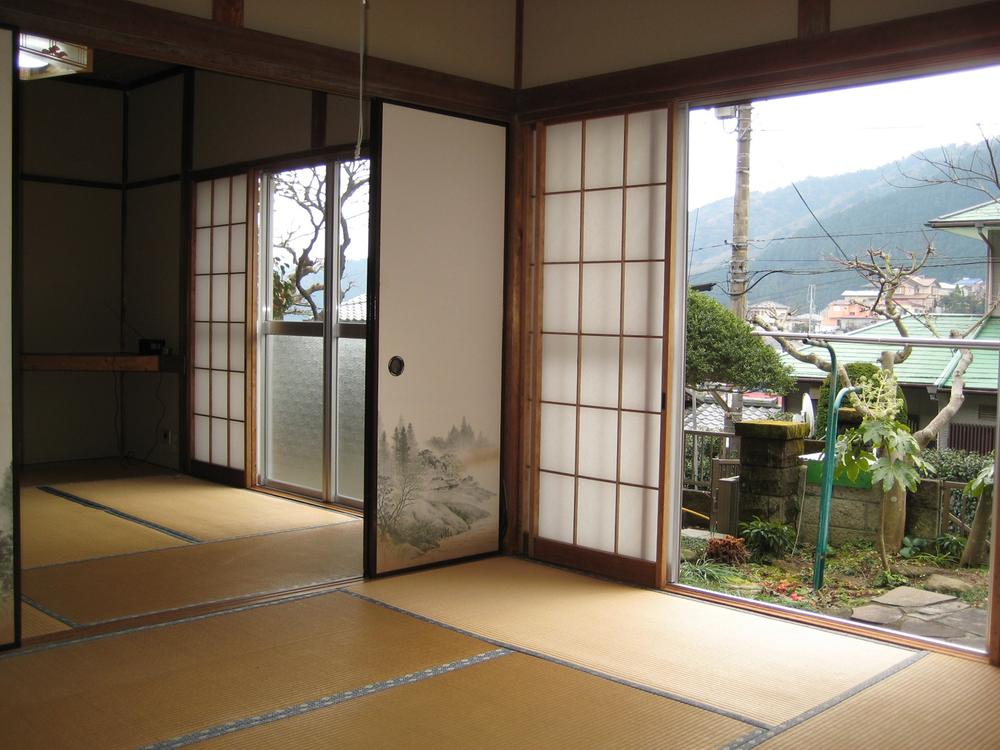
734,421 -> 808,526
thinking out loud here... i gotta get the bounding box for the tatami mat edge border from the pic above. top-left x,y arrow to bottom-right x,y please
39,486 -> 201,543
141,649 -> 512,750
0,586 -> 346,660
721,650 -> 929,750
23,519 -> 360,572
21,595 -> 78,628
341,589 -> 770,730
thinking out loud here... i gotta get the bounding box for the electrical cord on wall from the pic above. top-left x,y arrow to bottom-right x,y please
355,0 -> 369,160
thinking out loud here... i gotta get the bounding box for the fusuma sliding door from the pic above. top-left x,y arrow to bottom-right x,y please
0,27 -> 16,648
368,102 -> 506,575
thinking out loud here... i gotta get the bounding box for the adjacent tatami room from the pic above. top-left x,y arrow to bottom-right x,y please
0,1 -> 998,748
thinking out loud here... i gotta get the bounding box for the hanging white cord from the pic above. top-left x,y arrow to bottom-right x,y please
355,0 -> 368,160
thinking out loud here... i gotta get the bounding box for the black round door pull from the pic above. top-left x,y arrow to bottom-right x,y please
388,356 -> 405,376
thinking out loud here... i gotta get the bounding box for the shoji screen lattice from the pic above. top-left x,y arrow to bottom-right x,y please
534,111 -> 667,564
191,175 -> 249,471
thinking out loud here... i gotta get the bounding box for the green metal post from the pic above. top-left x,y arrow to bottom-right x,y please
813,367 -> 860,591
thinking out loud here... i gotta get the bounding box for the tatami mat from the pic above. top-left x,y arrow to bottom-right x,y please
24,522 -> 362,626
354,556 -> 917,727
755,653 -> 1000,749
20,603 -> 71,639
51,475 -> 355,541
20,486 -> 187,568
190,652 -> 754,750
0,593 -> 490,750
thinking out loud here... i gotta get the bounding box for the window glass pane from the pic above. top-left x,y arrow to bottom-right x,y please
337,159 -> 369,315
265,334 -> 324,492
336,337 -> 366,500
269,165 -> 328,322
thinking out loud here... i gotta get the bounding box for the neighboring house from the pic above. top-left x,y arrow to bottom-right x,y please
821,298 -> 879,330
778,314 -> 1000,453
747,301 -> 791,329
338,293 -> 367,323
683,402 -> 783,433
928,200 -> 1000,311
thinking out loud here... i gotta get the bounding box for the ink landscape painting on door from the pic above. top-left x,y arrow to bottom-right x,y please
374,103 -> 506,574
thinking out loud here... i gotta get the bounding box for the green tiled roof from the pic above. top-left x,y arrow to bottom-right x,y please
927,200 -> 1000,239
779,315 -> 999,392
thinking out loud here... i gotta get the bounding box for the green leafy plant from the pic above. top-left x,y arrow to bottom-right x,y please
899,536 -> 930,559
934,534 -> 966,562
919,448 -> 992,482
739,517 -> 795,563
680,559 -> 740,587
874,569 -> 908,588
705,535 -> 750,565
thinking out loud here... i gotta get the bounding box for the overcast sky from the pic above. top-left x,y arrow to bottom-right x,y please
688,64 -> 1000,210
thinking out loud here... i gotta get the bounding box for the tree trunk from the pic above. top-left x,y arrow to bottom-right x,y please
880,482 -> 907,559
960,489 -> 993,567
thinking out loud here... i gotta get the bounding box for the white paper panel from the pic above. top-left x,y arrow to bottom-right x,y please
212,177 -> 230,225
578,406 -> 617,481
580,263 -> 620,335
618,485 -> 658,561
544,120 -> 582,193
541,264 -> 579,333
542,192 -> 581,262
193,368 -> 210,415
538,471 -> 575,544
579,334 -> 619,408
195,228 -> 211,274
582,189 -> 623,261
621,337 -> 662,413
577,477 -> 616,552
229,421 -> 245,470
211,370 -> 228,418
194,275 -> 210,321
210,322 -> 228,369
229,273 -> 245,322
211,274 -> 228,321
231,174 -> 247,223
229,224 -> 247,272
229,372 -> 245,421
229,323 -> 245,371
540,333 -> 577,404
194,322 -> 210,368
539,403 -> 577,474
193,415 -> 210,462
620,411 -> 661,487
623,261 -> 664,336
584,115 -> 625,190
211,226 -> 229,273
195,181 -> 212,227
626,109 -> 668,186
211,417 -> 228,465
625,185 -> 666,260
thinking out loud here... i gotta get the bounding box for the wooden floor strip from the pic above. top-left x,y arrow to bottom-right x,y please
353,556 -> 918,727
184,652 -> 754,750
24,523 -> 362,626
0,593 -> 490,750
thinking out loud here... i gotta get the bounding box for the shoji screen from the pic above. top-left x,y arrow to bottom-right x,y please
533,110 -> 667,579
191,175 -> 249,475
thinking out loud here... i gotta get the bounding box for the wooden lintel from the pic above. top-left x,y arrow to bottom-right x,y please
518,2 -> 1000,121
20,353 -> 184,373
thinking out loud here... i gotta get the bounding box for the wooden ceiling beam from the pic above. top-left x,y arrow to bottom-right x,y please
0,0 -> 514,121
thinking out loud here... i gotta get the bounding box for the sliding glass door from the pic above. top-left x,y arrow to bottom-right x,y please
258,159 -> 369,506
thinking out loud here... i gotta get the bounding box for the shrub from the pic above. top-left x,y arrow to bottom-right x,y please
706,535 -> 749,565
919,448 -> 993,482
739,517 -> 795,563
934,534 -> 967,562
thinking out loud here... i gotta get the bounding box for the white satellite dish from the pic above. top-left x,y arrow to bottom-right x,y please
801,393 -> 815,438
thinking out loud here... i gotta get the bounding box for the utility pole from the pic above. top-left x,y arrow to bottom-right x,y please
808,283 -> 816,333
726,103 -> 752,441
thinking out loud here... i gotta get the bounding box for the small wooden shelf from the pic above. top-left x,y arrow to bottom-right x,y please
21,353 -> 185,373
